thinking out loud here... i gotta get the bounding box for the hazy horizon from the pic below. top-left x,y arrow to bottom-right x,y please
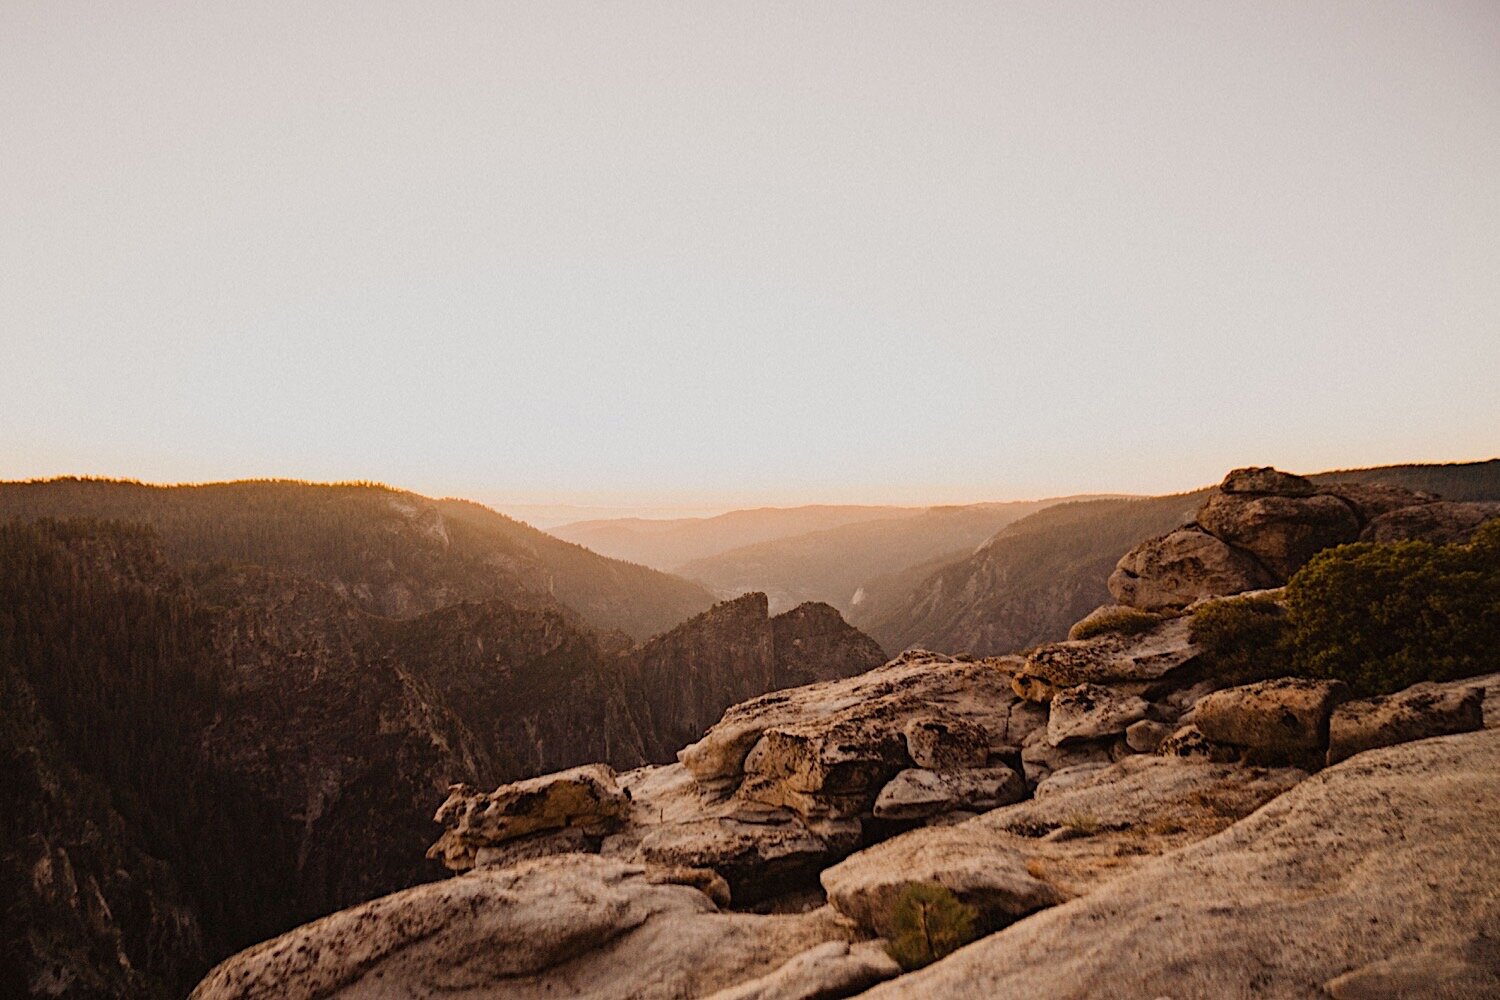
5,2 -> 1498,507
4,454 -> 1496,530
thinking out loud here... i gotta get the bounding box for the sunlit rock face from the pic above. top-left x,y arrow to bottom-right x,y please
188,855 -> 864,1000
861,728 -> 1500,1000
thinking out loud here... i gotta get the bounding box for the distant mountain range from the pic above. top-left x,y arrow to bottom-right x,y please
550,504 -> 926,569
552,497 -> 1125,615
677,500 -> 1087,613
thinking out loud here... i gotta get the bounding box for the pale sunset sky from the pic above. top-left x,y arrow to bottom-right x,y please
3,1 -> 1497,513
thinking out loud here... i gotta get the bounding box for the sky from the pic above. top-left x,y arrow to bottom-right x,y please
3,1 -> 1497,512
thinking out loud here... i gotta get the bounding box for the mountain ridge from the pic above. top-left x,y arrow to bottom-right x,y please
676,498 -> 1114,613
549,504 -> 926,569
0,477 -> 717,641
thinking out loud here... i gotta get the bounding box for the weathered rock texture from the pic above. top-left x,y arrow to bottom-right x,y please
871,766 -> 1024,820
1196,490 -> 1360,579
691,654 -> 1030,839
1194,677 -> 1350,761
189,584 -> 1500,1000
1011,613 -> 1201,702
1327,681 -> 1485,765
431,651 -> 1032,904
427,765 -> 632,870
1044,684 -> 1149,745
701,940 -> 901,1000
1107,527 -> 1277,610
822,754 -> 1301,936
188,855 -> 858,1000
862,728 -> 1500,999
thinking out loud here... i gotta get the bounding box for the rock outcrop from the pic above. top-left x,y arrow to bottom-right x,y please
701,941 -> 901,1000
1010,613 -> 1201,702
822,754 -> 1302,936
861,728 -> 1500,999
1043,684 -> 1149,745
1327,680 -> 1487,765
1108,466 -> 1500,611
871,766 -> 1025,820
621,593 -> 887,764
1107,527 -> 1277,610
678,651 -> 1026,816
176,463 -> 1500,1000
1362,499 -> 1500,544
1193,676 -> 1350,764
1195,489 -> 1360,579
430,651 -> 1033,904
427,765 -> 632,870
188,855 -> 859,1000
189,602 -> 1500,1000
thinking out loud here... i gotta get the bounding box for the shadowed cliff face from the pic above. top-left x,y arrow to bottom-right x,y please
622,594 -> 888,763
0,519 -> 884,998
852,496 -> 1205,657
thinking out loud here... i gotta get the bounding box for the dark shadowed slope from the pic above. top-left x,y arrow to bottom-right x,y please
0,478 -> 715,640
851,495 -> 1204,657
549,504 -> 922,569
621,593 -> 887,761
0,518 -> 884,997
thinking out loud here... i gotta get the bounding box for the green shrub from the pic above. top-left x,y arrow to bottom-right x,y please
1069,607 -> 1162,641
885,883 -> 980,971
1190,594 -> 1289,685
1282,519 -> 1500,696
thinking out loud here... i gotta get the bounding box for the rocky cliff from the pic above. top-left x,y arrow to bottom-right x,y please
187,466 -> 1500,999
623,594 -> 888,762
0,520 -> 884,998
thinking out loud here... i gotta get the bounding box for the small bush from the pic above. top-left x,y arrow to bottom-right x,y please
885,883 -> 980,971
1190,595 -> 1288,685
1282,519 -> 1500,696
1069,607 -> 1162,641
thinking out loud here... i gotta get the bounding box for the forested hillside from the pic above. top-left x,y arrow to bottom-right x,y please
0,479 -> 714,640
